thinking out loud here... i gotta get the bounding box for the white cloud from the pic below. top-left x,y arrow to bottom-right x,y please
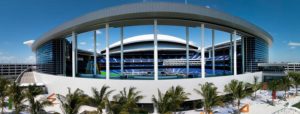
0,56 -> 16,63
25,55 -> 36,63
205,5 -> 211,8
96,30 -> 101,35
23,40 -> 35,47
288,42 -> 300,46
80,42 -> 87,45
87,48 -> 101,53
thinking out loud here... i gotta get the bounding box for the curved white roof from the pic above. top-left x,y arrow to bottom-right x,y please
109,34 -> 197,49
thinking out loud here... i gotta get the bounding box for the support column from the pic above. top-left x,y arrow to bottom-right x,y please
72,31 -> 77,78
120,26 -> 124,76
201,24 -> 205,78
93,30 -> 97,76
233,30 -> 237,76
212,29 -> 215,75
105,24 -> 110,80
230,34 -> 233,74
241,37 -> 245,73
153,104 -> 158,114
186,27 -> 189,77
154,19 -> 158,80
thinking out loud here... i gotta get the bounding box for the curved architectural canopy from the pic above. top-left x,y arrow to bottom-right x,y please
32,2 -> 273,51
103,34 -> 198,54
109,34 -> 197,48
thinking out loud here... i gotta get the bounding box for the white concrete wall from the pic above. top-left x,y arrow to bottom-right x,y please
34,72 -> 262,103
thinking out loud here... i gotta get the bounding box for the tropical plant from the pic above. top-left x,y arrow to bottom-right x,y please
235,82 -> 252,109
280,76 -> 293,98
89,85 -> 114,114
152,86 -> 189,114
111,87 -> 144,114
224,79 -> 239,107
9,82 -> 26,114
252,76 -> 261,99
152,89 -> 172,114
224,80 -> 252,109
167,86 -> 190,112
25,85 -> 51,114
288,72 -> 300,96
57,88 -> 89,114
267,80 -> 280,105
0,78 -> 10,114
194,82 -> 223,114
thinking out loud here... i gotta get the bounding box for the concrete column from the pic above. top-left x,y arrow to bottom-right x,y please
233,30 -> 237,76
212,29 -> 215,75
72,31 -> 77,78
153,104 -> 158,114
93,30 -> 97,76
230,34 -> 233,74
186,27 -> 189,77
120,26 -> 124,76
105,24 -> 110,80
154,19 -> 158,80
241,37 -> 245,73
201,24 -> 205,78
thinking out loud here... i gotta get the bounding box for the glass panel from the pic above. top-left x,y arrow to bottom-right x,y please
76,31 -> 95,78
120,25 -> 154,80
108,27 -> 121,79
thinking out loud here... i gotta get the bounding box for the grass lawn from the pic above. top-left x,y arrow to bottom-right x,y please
100,72 -> 120,77
292,101 -> 300,109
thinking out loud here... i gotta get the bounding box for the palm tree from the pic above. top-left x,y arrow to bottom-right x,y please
152,86 -> 189,114
267,80 -> 280,105
111,87 -> 144,114
224,80 -> 252,109
25,85 -> 51,114
288,72 -> 300,96
89,85 -> 114,114
235,82 -> 252,109
57,88 -> 89,114
224,79 -> 239,107
167,86 -> 190,112
280,76 -> 293,98
252,76 -> 261,99
194,82 -> 223,114
9,82 -> 26,114
152,89 -> 172,114
0,78 -> 10,114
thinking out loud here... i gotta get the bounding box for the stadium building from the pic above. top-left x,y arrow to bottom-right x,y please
26,2 -> 273,112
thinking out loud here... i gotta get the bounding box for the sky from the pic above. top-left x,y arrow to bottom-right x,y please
0,0 -> 299,63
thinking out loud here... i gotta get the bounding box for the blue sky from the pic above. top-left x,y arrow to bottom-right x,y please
0,0 -> 299,63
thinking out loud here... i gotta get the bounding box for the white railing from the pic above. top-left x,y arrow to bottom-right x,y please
15,67 -> 31,83
272,107 -> 300,114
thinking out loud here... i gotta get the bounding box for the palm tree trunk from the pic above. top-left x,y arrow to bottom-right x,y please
272,90 -> 276,105
1,98 -> 4,114
237,99 -> 240,110
296,85 -> 298,96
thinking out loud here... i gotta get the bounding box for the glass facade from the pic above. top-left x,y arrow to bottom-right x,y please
36,39 -> 66,75
244,37 -> 269,72
35,24 -> 269,79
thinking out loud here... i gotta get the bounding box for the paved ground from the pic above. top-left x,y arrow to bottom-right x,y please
19,72 -> 35,84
